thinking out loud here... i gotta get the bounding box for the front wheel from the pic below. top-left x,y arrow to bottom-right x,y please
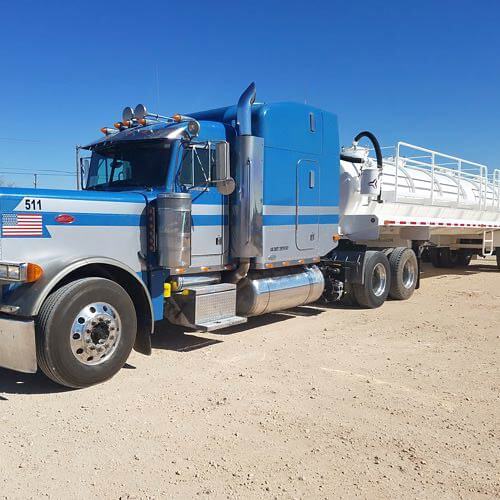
352,251 -> 391,308
36,278 -> 137,388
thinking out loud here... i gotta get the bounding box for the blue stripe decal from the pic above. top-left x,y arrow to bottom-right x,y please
263,214 -> 339,226
192,214 -> 228,226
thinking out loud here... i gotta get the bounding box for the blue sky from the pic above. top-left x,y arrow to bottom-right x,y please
0,0 -> 498,190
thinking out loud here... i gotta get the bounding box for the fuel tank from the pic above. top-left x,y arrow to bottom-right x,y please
236,265 -> 324,317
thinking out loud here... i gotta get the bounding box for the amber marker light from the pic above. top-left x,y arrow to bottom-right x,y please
172,114 -> 182,122
26,263 -> 43,283
114,122 -> 123,129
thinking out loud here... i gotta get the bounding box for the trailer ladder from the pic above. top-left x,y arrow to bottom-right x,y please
482,229 -> 496,257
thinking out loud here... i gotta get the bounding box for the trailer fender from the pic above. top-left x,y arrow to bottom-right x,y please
2,257 -> 154,355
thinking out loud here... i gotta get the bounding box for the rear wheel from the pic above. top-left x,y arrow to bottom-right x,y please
352,251 -> 391,308
36,278 -> 137,388
430,247 -> 458,268
388,247 -> 418,300
457,251 -> 472,267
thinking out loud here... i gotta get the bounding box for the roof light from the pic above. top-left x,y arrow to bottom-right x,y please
172,114 -> 182,122
100,127 -> 117,135
114,122 -> 123,129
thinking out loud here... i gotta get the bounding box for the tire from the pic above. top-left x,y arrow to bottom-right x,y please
429,247 -> 442,267
388,247 -> 418,300
430,247 -> 458,268
36,278 -> 137,389
420,248 -> 431,263
457,251 -> 472,267
496,248 -> 500,270
352,251 -> 391,309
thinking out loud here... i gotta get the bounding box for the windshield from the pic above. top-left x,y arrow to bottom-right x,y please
85,140 -> 171,190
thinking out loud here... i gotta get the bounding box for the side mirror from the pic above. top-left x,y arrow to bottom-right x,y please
214,142 -> 235,195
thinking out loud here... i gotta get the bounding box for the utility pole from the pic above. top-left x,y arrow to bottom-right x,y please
33,173 -> 38,189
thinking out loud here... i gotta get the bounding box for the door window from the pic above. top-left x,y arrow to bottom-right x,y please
179,144 -> 217,188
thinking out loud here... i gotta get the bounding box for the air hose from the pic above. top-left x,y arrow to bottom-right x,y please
341,130 -> 383,203
353,131 -> 383,171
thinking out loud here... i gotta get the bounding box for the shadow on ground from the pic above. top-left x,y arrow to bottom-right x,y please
0,368 -> 69,397
1,262 -> 495,395
420,261 -> 498,279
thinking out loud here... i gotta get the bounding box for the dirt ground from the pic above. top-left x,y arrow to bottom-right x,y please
0,260 -> 498,499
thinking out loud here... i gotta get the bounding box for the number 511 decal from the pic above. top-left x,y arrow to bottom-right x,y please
25,199 -> 42,210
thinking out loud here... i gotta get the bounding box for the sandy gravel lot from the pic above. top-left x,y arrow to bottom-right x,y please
0,260 -> 498,499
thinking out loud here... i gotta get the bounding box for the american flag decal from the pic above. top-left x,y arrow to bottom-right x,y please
2,213 -> 43,237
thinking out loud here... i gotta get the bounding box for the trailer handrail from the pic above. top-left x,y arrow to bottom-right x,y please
494,169 -> 500,209
391,141 -> 491,209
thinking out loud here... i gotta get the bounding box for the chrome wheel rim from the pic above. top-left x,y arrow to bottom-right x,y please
70,302 -> 121,365
402,259 -> 416,289
372,263 -> 387,297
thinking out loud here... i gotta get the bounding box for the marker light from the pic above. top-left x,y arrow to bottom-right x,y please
100,127 -> 116,135
114,122 -> 123,129
172,114 -> 182,122
26,263 -> 43,283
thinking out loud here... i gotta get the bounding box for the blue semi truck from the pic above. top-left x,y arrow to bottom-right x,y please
0,83 -> 498,388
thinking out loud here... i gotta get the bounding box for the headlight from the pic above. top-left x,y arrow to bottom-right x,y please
0,263 -> 28,282
7,265 -> 21,280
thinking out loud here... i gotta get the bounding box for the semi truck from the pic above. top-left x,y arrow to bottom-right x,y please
1,83 -> 499,388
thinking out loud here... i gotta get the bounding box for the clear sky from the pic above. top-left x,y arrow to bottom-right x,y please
0,0 -> 498,190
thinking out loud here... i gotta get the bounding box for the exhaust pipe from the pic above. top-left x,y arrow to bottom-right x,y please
236,82 -> 256,136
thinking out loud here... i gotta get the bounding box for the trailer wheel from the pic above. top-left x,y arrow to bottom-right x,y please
388,248 -> 418,300
36,278 -> 137,389
430,247 -> 458,268
457,251 -> 472,267
420,248 -> 431,263
352,251 -> 390,308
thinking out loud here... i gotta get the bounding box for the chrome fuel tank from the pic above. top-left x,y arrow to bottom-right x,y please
236,265 -> 324,317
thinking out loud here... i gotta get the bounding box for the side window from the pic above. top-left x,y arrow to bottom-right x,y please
179,144 -> 216,187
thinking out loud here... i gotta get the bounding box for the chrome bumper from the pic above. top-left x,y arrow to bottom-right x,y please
0,316 -> 37,373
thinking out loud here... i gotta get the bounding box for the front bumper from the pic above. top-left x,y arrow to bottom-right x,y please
0,315 -> 36,373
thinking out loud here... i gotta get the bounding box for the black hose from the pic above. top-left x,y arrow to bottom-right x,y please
354,131 -> 383,170
350,130 -> 384,203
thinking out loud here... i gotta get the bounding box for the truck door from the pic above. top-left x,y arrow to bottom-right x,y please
296,159 -> 320,251
178,143 -> 227,267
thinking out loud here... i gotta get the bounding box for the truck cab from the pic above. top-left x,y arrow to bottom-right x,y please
0,83 -> 346,388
